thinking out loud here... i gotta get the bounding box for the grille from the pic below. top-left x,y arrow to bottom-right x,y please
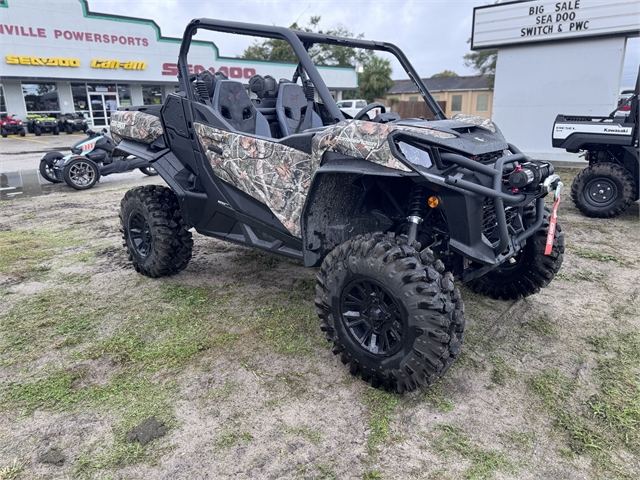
482,200 -> 518,241
472,151 -> 503,164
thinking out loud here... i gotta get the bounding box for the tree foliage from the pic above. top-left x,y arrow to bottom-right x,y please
241,16 -> 394,103
352,56 -> 394,103
431,70 -> 459,78
241,16 -> 371,67
463,40 -> 497,88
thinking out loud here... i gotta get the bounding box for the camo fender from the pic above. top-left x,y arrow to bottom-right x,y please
194,122 -> 312,237
110,111 -> 164,144
311,120 -> 411,172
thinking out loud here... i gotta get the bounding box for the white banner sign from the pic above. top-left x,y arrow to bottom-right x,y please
472,0 -> 640,50
0,0 -> 357,88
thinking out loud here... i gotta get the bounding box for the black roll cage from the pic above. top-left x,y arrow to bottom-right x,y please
177,18 -> 446,123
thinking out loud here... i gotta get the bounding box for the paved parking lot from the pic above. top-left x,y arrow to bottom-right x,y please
0,128 -> 153,201
0,131 -> 93,173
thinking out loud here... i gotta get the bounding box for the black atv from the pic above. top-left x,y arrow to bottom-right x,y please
57,112 -> 88,134
552,70 -> 639,218
112,19 -> 564,393
40,128 -> 158,190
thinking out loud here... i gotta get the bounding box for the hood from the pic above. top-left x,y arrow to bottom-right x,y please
390,114 -> 508,156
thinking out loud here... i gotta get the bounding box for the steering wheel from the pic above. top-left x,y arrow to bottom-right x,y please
353,102 -> 386,121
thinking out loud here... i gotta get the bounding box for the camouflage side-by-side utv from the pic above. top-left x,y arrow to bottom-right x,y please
110,19 -> 564,393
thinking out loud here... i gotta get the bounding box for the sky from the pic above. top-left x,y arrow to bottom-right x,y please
89,0 -> 639,87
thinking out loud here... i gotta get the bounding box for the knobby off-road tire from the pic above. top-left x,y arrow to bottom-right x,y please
315,232 -> 465,393
465,206 -> 564,300
65,124 -> 74,134
1,127 -> 7,138
571,163 -> 636,218
120,185 -> 193,278
53,126 -> 60,135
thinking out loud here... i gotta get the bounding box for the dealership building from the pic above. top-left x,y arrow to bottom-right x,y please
0,0 -> 357,126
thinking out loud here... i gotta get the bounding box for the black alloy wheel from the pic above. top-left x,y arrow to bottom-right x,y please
340,279 -> 406,357
128,211 -> 153,258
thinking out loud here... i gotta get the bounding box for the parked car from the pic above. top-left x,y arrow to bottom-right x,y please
0,114 -> 26,137
26,113 -> 59,135
336,99 -> 381,119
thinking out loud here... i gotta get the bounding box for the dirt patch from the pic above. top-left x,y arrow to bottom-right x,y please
1,171 -> 639,479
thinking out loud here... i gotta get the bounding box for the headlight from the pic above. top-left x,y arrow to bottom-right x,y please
398,141 -> 433,169
36,120 -> 42,124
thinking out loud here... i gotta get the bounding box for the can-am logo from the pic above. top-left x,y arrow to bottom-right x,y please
91,59 -> 146,70
162,62 -> 256,79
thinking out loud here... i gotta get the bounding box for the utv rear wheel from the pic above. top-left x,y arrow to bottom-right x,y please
315,232 -> 465,393
571,163 -> 636,218
465,206 -> 564,300
120,185 -> 193,278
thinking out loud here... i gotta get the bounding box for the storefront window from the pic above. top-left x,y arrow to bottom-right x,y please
117,84 -> 131,107
22,83 -> 60,112
87,84 -> 117,93
0,84 -> 6,114
142,85 -> 163,105
71,83 -> 89,115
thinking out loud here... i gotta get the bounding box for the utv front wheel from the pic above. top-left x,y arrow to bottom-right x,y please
315,232 -> 465,393
571,163 -> 636,218
465,206 -> 564,300
120,185 -> 193,278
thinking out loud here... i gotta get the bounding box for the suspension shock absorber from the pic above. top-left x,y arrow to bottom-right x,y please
406,184 -> 428,245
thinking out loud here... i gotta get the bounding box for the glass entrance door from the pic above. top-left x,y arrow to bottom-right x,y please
88,93 -> 119,126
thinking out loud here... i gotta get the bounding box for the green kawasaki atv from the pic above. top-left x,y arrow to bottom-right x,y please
26,113 -> 60,136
